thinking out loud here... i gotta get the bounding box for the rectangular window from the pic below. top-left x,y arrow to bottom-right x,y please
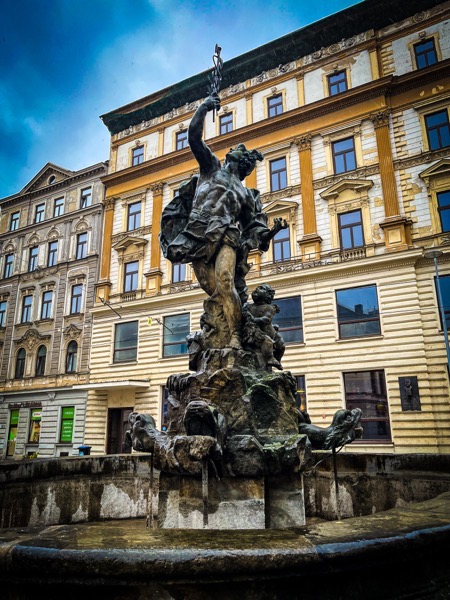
414,38 -> 437,69
41,290 -> 53,319
28,246 -> 39,272
124,261 -> 139,292
268,94 -> 283,117
294,375 -> 307,412
114,321 -> 138,362
76,233 -> 88,259
3,254 -> 14,278
80,188 -> 92,208
34,203 -> 45,223
29,408 -> 41,443
70,284 -> 83,314
161,386 -> 169,432
332,137 -> 356,174
220,113 -> 233,135
344,370 -> 391,442
47,240 -> 58,267
339,210 -> 364,249
273,296 -> 303,343
435,274 -> 450,331
132,145 -> 144,166
172,263 -> 186,283
336,284 -> 381,338
425,110 -> 450,151
60,406 -> 74,443
0,300 -> 7,327
437,191 -> 450,232
328,70 -> 348,96
7,409 -> 20,457
176,130 -> 188,150
53,197 -> 64,217
10,211 -> 20,231
22,295 -> 32,323
273,227 -> 291,262
127,201 -> 141,231
163,313 -> 190,357
270,157 -> 287,191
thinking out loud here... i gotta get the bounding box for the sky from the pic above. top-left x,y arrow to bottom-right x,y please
0,0 -> 360,198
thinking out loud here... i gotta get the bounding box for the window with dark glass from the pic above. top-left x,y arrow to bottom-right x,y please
437,190 -> 450,232
336,284 -> 381,338
161,386 -> 169,431
425,110 -> 450,151
66,341 -> 78,373
163,313 -> 189,357
28,408 -> 41,442
332,137 -> 356,174
53,197 -> 64,217
41,290 -> 53,319
47,240 -> 58,267
344,370 -> 391,442
172,263 -> 186,283
414,38 -> 437,69
328,70 -> 347,96
127,201 -> 141,231
3,254 -> 14,278
35,345 -> 47,377
273,226 -> 291,262
132,145 -> 144,166
124,261 -> 139,292
295,375 -> 307,412
176,130 -> 188,150
435,274 -> 450,331
35,203 -> 45,223
10,211 -> 20,231
0,300 -> 6,327
220,113 -> 233,134
70,284 -> 83,314
273,296 -> 303,343
268,94 -> 283,117
15,348 -> 26,379
28,246 -> 39,272
21,295 -> 32,323
114,321 -> 138,362
7,409 -> 19,457
80,187 -> 92,208
270,157 -> 287,191
339,210 -> 364,249
59,406 -> 74,442
76,232 -> 88,259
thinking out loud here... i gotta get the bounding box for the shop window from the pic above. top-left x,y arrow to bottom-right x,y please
15,348 -> 26,378
295,375 -> 307,412
28,246 -> 39,272
53,197 -> 64,217
34,203 -> 45,223
267,94 -> 283,117
29,408 -> 42,443
124,261 -> 139,292
21,295 -> 32,323
35,345 -> 47,376
127,201 -> 141,231
343,370 -> 391,442
425,110 -> 450,151
10,211 -> 20,231
41,290 -> 53,319
336,284 -> 381,338
338,209 -> 364,249
70,284 -> 83,314
163,313 -> 189,357
80,187 -> 92,208
60,406 -> 74,443
332,137 -> 356,174
76,232 -> 88,259
65,340 -> 78,373
273,296 -> 303,343
176,130 -> 188,150
435,274 -> 450,330
328,70 -> 347,96
114,321 -> 138,362
414,38 -> 438,69
172,263 -> 186,283
220,113 -> 233,135
7,409 -> 20,457
3,254 -> 13,278
132,145 -> 144,166
0,300 -> 6,327
47,240 -> 58,267
270,157 -> 287,191
273,227 -> 291,262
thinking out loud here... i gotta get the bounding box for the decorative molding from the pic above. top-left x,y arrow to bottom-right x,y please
15,329 -> 50,351
103,197 -> 116,210
302,33 -> 367,66
320,178 -> 374,201
261,184 -> 301,203
63,324 -> 82,339
369,109 -> 391,128
150,182 -> 165,195
293,134 -> 312,151
250,62 -> 295,86
313,165 -> 379,190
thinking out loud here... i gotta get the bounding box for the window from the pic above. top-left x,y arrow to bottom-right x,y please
80,187 -> 92,208
220,113 -> 233,135
47,240 -> 58,267
295,375 -> 307,412
163,313 -> 189,357
339,210 -> 364,249
437,191 -> 450,232
0,301 -> 6,327
76,233 -> 88,259
124,261 -> 139,292
28,246 -> 39,272
273,226 -> 291,262
114,321 -> 138,362
66,341 -> 78,373
34,203 -> 45,223
53,197 -> 64,217
332,137 -> 356,174
414,38 -> 437,69
70,284 -> 83,314
336,284 -> 381,338
60,406 -> 74,443
21,295 -> 32,323
127,201 -> 141,231
161,386 -> 169,431
172,263 -> 186,283
41,290 -> 53,319
132,146 -> 144,166
10,211 -> 20,231
3,254 -> 14,278
425,110 -> 450,151
270,157 -> 287,191
328,70 -> 347,96
29,408 -> 42,443
35,345 -> 47,377
344,370 -> 390,442
435,274 -> 450,331
15,348 -> 26,379
273,297 -> 303,343
267,94 -> 283,117
176,130 -> 188,150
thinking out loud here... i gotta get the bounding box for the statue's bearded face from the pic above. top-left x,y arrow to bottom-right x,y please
226,145 -> 262,180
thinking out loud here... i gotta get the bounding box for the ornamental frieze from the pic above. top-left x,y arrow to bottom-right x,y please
302,33 -> 367,65
15,329 -> 50,351
63,324 -> 82,339
313,165 -> 380,190
250,62 -> 295,86
20,266 -> 58,282
261,184 -> 301,203
394,148 -> 450,173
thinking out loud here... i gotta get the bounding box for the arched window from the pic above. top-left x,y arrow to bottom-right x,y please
66,340 -> 78,373
15,348 -> 26,379
35,345 -> 47,376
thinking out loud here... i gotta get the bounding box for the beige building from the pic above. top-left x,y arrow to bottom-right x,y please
87,0 -> 450,455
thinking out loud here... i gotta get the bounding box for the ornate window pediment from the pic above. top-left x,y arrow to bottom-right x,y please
113,235 -> 148,251
27,234 -> 40,247
64,324 -> 82,339
14,328 -> 50,351
320,178 -> 373,202
74,218 -> 90,233
47,227 -> 61,240
419,159 -> 450,184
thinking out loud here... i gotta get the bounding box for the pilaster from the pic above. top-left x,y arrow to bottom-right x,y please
146,182 -> 164,295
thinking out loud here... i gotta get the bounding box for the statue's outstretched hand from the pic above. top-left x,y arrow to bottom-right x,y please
204,93 -> 221,113
273,217 -> 288,232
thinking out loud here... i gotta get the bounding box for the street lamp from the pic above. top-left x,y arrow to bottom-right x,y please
424,249 -> 450,372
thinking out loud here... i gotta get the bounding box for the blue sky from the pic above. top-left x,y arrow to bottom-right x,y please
0,0 -> 360,198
